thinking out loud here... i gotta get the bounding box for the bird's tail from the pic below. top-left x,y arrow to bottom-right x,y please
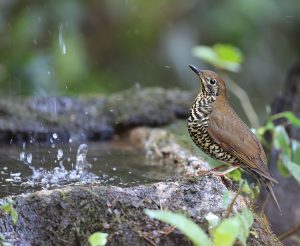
264,180 -> 281,213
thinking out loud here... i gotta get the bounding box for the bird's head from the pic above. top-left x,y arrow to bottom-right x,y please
188,65 -> 227,97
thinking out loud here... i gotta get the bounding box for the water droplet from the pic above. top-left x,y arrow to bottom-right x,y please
57,149 -> 63,160
59,24 -> 67,55
53,133 -> 58,139
75,144 -> 91,172
26,153 -> 33,164
112,167 -> 117,171
20,152 -> 25,161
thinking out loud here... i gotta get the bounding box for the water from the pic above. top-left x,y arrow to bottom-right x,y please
0,142 -> 177,198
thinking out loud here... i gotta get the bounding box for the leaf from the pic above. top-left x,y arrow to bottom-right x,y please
88,232 -> 108,246
10,208 -> 18,225
227,169 -> 241,181
212,209 -> 253,246
192,44 -> 243,72
1,204 -> 11,213
222,191 -> 233,209
205,212 -> 220,231
277,158 -> 290,177
284,157 -> 300,185
236,209 -> 254,245
213,218 -> 240,246
291,140 -> 300,164
145,209 -> 213,246
271,111 -> 300,128
273,126 -> 291,157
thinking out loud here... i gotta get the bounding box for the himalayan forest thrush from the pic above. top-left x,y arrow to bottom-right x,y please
187,64 -> 281,212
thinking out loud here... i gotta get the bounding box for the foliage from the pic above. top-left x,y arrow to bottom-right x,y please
145,208 -> 253,246
0,232 -> 12,246
255,111 -> 300,184
88,232 -> 108,246
145,209 -> 212,246
0,199 -> 18,225
192,44 -> 243,72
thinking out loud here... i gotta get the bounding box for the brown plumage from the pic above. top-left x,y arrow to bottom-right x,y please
187,64 -> 281,212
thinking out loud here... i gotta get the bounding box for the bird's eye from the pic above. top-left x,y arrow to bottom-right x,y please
209,79 -> 216,85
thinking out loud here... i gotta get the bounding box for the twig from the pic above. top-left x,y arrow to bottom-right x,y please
225,189 -> 241,218
278,223 -> 300,241
142,235 -> 158,246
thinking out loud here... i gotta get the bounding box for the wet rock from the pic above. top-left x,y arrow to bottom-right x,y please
0,127 -> 281,245
0,88 -> 193,142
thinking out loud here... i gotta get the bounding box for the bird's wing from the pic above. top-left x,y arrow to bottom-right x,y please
207,105 -> 277,183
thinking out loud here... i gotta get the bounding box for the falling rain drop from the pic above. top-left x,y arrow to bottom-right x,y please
59,24 -> 67,55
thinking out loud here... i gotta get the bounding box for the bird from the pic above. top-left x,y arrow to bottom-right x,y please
187,64 -> 281,212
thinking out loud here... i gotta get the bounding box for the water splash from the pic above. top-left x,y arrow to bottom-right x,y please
75,144 -> 92,172
57,149 -> 63,160
12,144 -> 97,191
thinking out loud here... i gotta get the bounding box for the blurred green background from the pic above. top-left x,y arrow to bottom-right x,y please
0,0 -> 299,122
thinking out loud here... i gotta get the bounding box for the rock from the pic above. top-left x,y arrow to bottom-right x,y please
0,127 -> 281,245
0,88 -> 193,142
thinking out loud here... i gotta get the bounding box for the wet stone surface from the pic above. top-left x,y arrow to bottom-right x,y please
0,87 -> 193,142
0,127 -> 282,246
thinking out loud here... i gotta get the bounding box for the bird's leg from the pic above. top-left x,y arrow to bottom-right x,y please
197,164 -> 231,176
211,165 -> 240,176
210,164 -> 229,172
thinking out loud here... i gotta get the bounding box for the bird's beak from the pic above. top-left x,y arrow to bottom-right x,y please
188,64 -> 201,75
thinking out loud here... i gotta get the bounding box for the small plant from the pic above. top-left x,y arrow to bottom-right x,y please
255,111 -> 300,184
0,199 -> 18,225
145,208 -> 253,246
88,232 -> 108,246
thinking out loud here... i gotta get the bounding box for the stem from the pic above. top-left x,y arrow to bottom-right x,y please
278,223 -> 300,241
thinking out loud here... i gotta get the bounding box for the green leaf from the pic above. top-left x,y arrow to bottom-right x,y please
222,191 -> 233,209
277,158 -> 290,177
205,212 -> 220,231
213,218 -> 240,246
271,111 -> 300,128
273,125 -> 291,157
88,232 -> 108,246
284,158 -> 300,184
145,209 -> 213,246
212,209 -> 253,246
10,208 -> 18,225
1,204 -> 11,213
192,44 -> 243,72
291,140 -> 300,164
236,209 -> 254,245
240,180 -> 252,195
227,169 -> 241,181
